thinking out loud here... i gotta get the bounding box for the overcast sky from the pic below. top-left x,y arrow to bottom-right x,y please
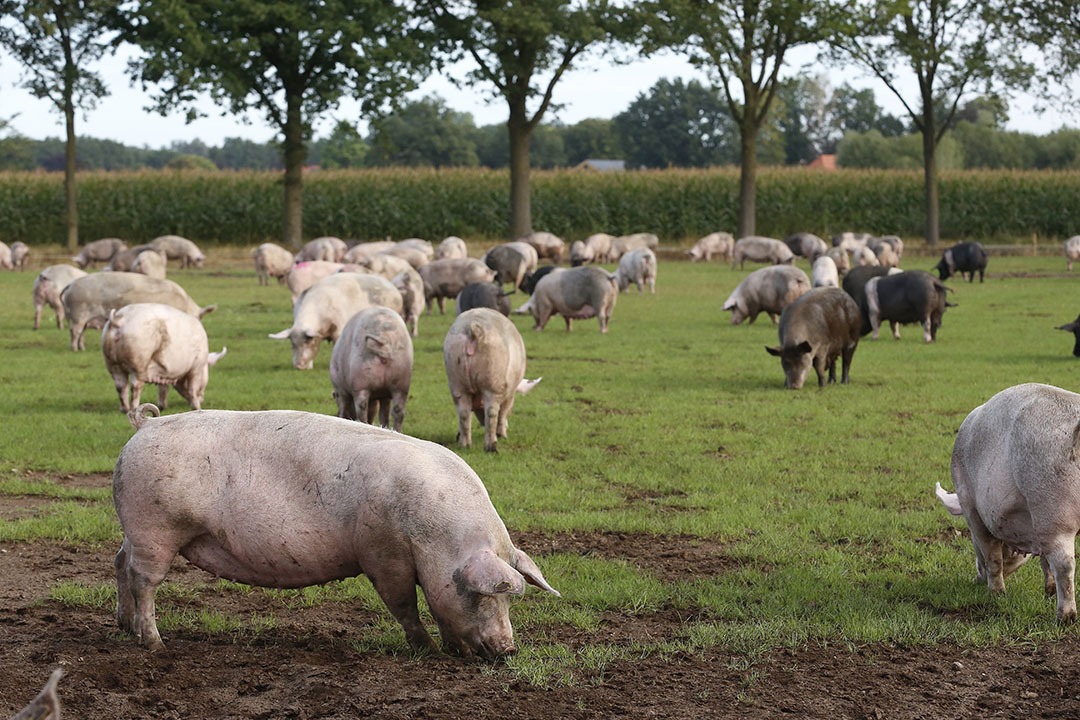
0,43 -> 1071,149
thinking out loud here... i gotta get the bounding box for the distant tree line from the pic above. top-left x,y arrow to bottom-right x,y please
3,80 -> 1077,174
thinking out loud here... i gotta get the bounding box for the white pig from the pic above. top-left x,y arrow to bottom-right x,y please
937,383 -> 1080,622
435,236 -> 468,260
72,238 -> 126,268
32,264 -> 87,330
615,248 -> 657,294
852,246 -> 880,268
732,236 -> 795,270
391,267 -> 424,337
1066,236 -> 1080,272
723,265 -> 810,325
687,232 -> 734,262
353,252 -> 414,281
330,307 -> 413,432
419,258 -> 498,314
396,238 -> 435,262
286,260 -> 345,305
296,236 -> 347,263
444,308 -> 541,452
9,240 -> 29,270
101,303 -> 226,412
269,272 -> 404,370
149,235 -> 205,268
519,231 -> 565,263
609,233 -> 659,262
253,242 -> 294,285
811,255 -> 839,288
343,241 -> 396,263
112,404 -> 559,657
825,247 -> 850,275
528,266 -> 618,333
131,248 -> 167,279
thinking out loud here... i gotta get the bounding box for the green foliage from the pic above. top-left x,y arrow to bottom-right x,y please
318,121 -> 369,170
366,96 -> 478,168
838,131 -> 963,170
164,154 -> 218,171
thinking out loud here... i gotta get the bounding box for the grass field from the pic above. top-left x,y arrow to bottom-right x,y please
2,249 -> 1080,685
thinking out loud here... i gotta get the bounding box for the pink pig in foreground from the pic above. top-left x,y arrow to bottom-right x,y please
113,404 -> 560,658
937,383 -> 1080,622
102,303 -> 226,412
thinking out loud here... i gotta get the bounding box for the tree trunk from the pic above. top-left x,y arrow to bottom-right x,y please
282,94 -> 307,249
63,92 -> 78,251
921,127 -> 939,249
737,120 -> 759,238
507,104 -> 532,240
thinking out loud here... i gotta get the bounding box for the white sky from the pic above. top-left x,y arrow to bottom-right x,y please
0,44 -> 1072,148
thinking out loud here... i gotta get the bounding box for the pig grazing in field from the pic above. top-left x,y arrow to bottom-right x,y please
112,404 -> 559,657
615,248 -> 657,294
723,265 -> 810,325
811,255 -> 839,288
108,244 -> 165,272
520,231 -> 565,263
869,234 -> 904,259
852,246 -> 880,268
841,265 -> 890,312
61,272 -> 215,351
131,248 -> 167,279
935,241 -> 987,283
381,245 -> 430,270
518,265 -> 563,296
825,247 -> 850,275
343,240 -> 396,263
330,307 -> 413,431
484,243 -> 538,291
528,266 -> 618,333
610,232 -> 659,262
396,238 -> 435,262
419,258 -> 498,314
832,232 -> 873,253
150,235 -> 205,268
72,237 -> 126,268
286,261 -> 344,304
270,272 -> 404,370
102,303 -> 226,412
1066,237 -> 1080,271
353,252 -> 414,281
570,233 -> 615,266
765,288 -> 861,389
732,236 -> 795,269
783,232 -> 827,260
435,236 -> 468,260
1056,312 -> 1080,357
457,282 -> 512,316
937,383 -> 1080,621
253,242 -> 294,285
0,241 -> 12,269
687,232 -> 734,262
32,264 -> 87,329
444,308 -> 541,452
872,242 -> 900,269
862,270 -> 952,342
391,267 -> 424,337
10,240 -> 29,270
295,236 -> 346,263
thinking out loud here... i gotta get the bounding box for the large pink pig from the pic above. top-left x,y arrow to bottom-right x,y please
113,404 -> 560,657
329,307 -> 413,431
32,264 -> 87,329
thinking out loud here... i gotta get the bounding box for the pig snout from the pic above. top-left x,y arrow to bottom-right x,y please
477,636 -> 517,659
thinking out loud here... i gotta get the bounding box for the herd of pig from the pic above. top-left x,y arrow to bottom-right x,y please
7,224 -> 1080,688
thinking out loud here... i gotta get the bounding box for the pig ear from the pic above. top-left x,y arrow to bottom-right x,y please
795,341 -> 812,355
765,345 -> 782,356
457,551 -> 525,596
513,549 -> 561,596
268,329 -> 291,340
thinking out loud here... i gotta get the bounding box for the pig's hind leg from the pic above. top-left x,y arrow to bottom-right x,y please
1042,533 -> 1078,622
121,538 -> 177,650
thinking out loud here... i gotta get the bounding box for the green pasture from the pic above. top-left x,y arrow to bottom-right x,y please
3,251 -> 1080,683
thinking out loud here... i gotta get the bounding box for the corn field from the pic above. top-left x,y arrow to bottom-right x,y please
1,167 -> 1077,245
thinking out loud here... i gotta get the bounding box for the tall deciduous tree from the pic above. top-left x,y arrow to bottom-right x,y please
832,0 -> 1025,247
642,0 -> 835,237
0,0 -> 114,249
119,1 -> 431,247
423,0 -> 626,239
366,95 -> 479,168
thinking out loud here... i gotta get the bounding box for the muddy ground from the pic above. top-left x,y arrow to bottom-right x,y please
3,476 -> 1080,719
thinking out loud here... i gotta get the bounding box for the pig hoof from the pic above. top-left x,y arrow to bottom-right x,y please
484,444 -> 498,453
1057,609 -> 1077,623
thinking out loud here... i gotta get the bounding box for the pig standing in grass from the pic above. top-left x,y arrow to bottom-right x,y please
286,261 -> 344,304
444,308 -> 541,452
391,267 -> 424,337
1066,237 -> 1080,271
872,242 -> 900,269
150,235 -> 205,268
937,383 -> 1080,622
610,233 -> 659,262
457,282 -> 512,316
435,236 -> 468,260
253,243 -> 294,285
419,258 -> 498,314
131,249 -> 167,279
852,246 -> 880,268
296,236 -> 347,263
484,243 -> 538,291
397,238 -> 435,262
112,404 -> 560,657
108,245 -> 165,272
32,264 -> 87,329
101,303 -> 226,412
825,247 -> 850,275
687,232 -> 734,262
380,245 -> 429,270
723,265 -> 810,325
528,266 -> 617,333
10,241 -> 29,270
330,307 -> 413,432
0,241 -> 13,270
765,287 -> 861,389
61,272 -> 215,351
832,232 -> 873,253
862,270 -> 952,342
72,238 -> 126,268
343,241 -> 396,263
1055,312 -> 1080,356
935,241 -> 988,283
811,255 -> 839,288
570,233 -> 615,266
270,272 -> 403,370
732,236 -> 794,269
353,252 -> 414,281
783,232 -> 828,260
615,248 -> 657,294
520,231 -> 565,263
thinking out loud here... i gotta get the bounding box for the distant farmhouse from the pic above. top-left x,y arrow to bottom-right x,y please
575,159 -> 626,172
808,154 -> 837,170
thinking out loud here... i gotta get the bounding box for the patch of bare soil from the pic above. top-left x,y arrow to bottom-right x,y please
3,540 -> 1080,718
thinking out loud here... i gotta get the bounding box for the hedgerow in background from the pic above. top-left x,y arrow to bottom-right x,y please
0,167 -> 1077,245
